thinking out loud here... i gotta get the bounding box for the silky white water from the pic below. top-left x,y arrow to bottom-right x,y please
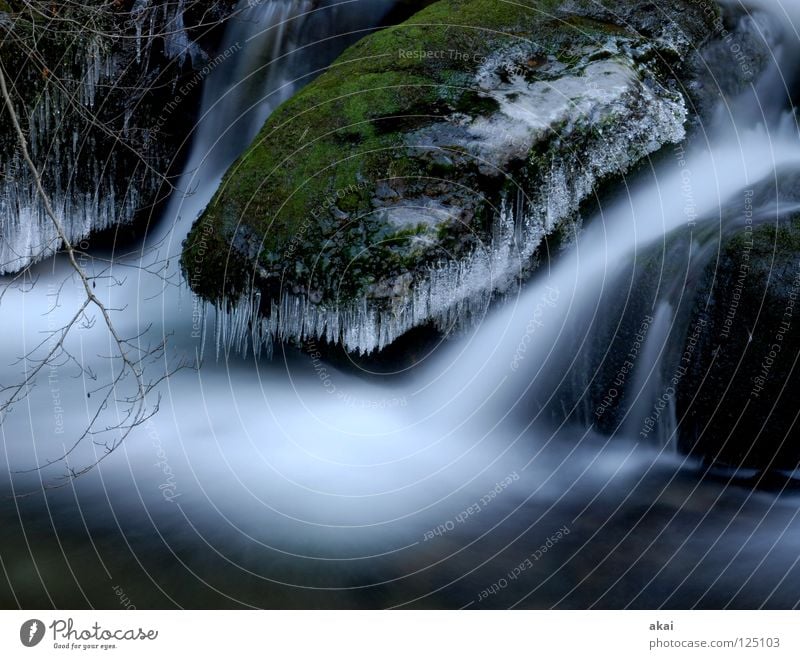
2,0 -> 800,608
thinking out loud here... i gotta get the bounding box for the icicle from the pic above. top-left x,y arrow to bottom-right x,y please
132,0 -> 150,65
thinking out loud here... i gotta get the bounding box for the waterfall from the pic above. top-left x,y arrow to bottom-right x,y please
623,302 -> 676,448
0,0 -> 398,276
175,0 -> 316,198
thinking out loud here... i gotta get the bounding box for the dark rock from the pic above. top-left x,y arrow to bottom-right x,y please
676,169 -> 800,470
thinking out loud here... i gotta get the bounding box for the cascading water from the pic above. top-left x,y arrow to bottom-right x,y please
2,0 -> 800,609
621,302 -> 675,447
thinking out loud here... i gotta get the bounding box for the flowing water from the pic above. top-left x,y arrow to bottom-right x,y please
2,0 -> 800,609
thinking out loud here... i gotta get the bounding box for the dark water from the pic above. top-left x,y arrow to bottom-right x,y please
4,436 -> 800,609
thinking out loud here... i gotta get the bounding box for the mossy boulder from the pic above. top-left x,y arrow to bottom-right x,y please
183,0 -> 719,354
676,169 -> 800,470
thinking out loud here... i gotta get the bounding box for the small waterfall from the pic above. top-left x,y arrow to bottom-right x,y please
4,0 -> 799,453
147,0 -> 398,254
185,0 -> 316,181
623,302 -> 676,448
